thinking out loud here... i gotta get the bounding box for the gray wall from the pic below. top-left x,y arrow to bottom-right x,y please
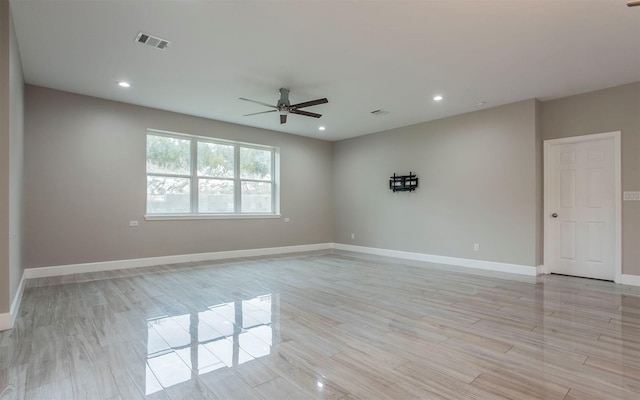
333,100 -> 540,267
24,86 -> 333,268
0,0 -> 24,314
20,79 -> 640,277
541,82 -> 640,276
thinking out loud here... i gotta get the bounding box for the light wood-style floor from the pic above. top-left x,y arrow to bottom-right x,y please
1,251 -> 640,399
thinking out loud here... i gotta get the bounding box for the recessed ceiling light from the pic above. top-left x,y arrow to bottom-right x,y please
319,126 -> 326,131
433,95 -> 443,101
117,81 -> 131,88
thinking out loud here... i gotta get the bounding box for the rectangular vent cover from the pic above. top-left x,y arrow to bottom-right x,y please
135,32 -> 170,50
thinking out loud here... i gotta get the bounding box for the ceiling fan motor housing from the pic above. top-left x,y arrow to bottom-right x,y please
277,88 -> 291,114
278,88 -> 291,107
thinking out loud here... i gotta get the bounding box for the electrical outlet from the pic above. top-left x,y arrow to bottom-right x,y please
473,243 -> 479,252
284,217 -> 290,223
129,220 -> 139,227
351,233 -> 355,240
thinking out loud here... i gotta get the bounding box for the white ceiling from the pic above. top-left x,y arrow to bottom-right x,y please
9,0 -> 640,141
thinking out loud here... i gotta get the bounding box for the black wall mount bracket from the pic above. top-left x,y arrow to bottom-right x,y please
389,172 -> 418,192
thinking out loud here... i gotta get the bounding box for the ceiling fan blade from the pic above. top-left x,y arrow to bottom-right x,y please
290,109 -> 322,118
280,114 -> 287,124
290,98 -> 328,109
244,110 -> 277,116
239,97 -> 277,109
629,0 -> 640,6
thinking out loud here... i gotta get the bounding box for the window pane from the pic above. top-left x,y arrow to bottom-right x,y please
147,135 -> 191,175
197,142 -> 234,178
241,182 -> 272,213
147,176 -> 190,213
199,179 -> 234,213
240,148 -> 272,180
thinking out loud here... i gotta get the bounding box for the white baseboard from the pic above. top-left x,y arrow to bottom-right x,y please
0,271 -> 27,331
22,242 -> 636,285
618,274 -> 640,287
21,242 -> 537,285
11,241 -> 638,331
10,241 -> 635,330
332,243 -> 538,276
24,243 -> 333,279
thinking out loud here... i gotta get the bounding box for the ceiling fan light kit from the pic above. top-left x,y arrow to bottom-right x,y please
240,88 -> 328,124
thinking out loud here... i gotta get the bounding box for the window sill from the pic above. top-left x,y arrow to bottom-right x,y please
144,214 -> 281,221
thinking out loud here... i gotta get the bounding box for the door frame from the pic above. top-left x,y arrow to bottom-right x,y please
543,131 -> 622,282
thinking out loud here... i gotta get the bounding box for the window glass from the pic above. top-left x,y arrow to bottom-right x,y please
146,176 -> 190,213
146,135 -> 191,175
240,147 -> 272,180
198,179 -> 234,213
241,182 -> 272,213
197,142 -> 234,178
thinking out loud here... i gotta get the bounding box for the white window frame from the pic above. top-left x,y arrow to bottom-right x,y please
145,129 -> 280,220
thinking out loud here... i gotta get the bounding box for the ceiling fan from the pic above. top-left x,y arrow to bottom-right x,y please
240,88 -> 328,124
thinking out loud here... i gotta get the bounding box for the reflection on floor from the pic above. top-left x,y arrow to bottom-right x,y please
1,250 -> 640,399
146,295 -> 273,394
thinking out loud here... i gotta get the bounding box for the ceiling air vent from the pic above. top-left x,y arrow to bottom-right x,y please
135,32 -> 170,50
371,109 -> 389,116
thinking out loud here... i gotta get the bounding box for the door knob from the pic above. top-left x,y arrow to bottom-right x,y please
551,213 -> 558,218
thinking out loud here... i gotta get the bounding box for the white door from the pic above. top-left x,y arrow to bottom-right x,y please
544,132 -> 620,281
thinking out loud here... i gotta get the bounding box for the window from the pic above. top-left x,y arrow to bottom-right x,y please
146,130 -> 278,218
